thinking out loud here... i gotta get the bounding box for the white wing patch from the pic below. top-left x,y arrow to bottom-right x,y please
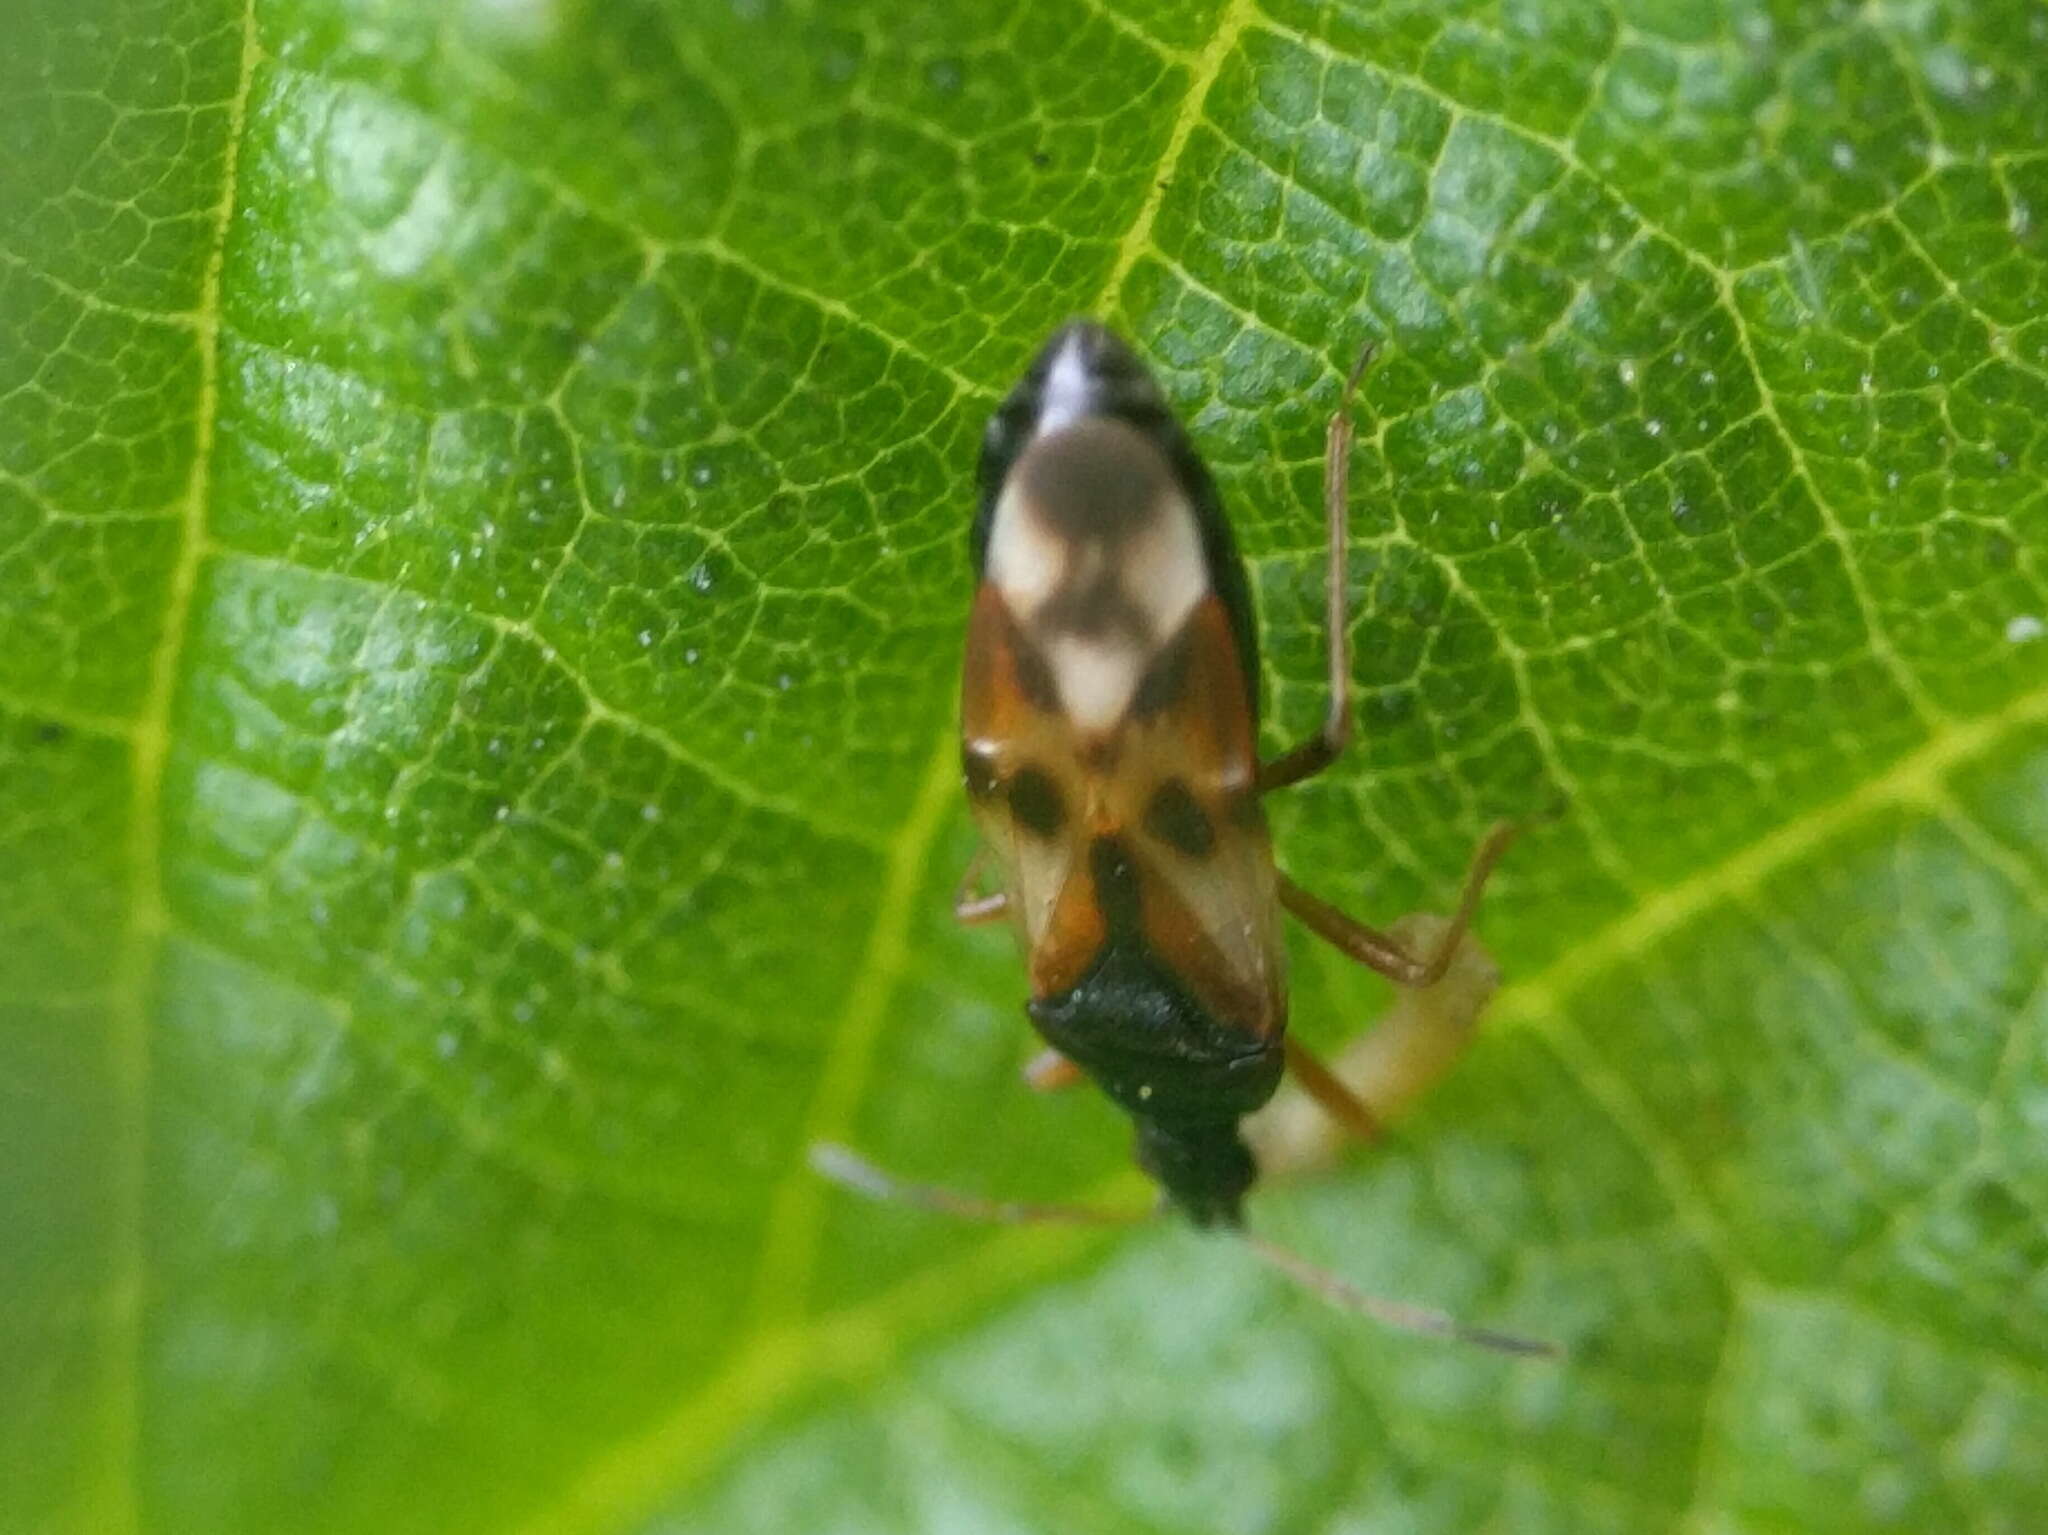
1119,498 -> 1206,639
984,485 -> 1066,612
1043,635 -> 1146,729
985,419 -> 1211,731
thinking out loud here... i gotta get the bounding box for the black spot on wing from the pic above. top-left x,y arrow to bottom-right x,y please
1144,779 -> 1215,859
1008,765 -> 1066,839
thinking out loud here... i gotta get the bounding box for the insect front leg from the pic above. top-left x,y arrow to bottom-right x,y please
1022,1047 -> 1084,1092
950,848 -> 1073,1088
952,843 -> 1010,925
1259,343 -> 1375,795
1279,820 -> 1518,987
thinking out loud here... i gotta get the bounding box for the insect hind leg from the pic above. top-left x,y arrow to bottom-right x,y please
1281,1037 -> 1381,1145
1279,820 -> 1518,988
1246,912 -> 1501,1179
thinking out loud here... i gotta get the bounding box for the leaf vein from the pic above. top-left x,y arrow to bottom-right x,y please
1259,10 -> 1951,724
212,548 -> 890,848
742,730 -> 964,1331
529,673 -> 2047,1530
104,4 -> 260,1527
1092,0 -> 1261,316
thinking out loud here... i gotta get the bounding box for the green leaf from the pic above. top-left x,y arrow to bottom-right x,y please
6,0 -> 2047,1530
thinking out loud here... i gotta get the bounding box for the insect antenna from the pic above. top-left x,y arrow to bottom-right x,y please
808,1143 -> 1558,1358
809,1143 -> 1148,1227
1239,1232 -> 1558,1359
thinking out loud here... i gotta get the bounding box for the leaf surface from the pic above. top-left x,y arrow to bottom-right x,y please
5,1 -> 2047,1531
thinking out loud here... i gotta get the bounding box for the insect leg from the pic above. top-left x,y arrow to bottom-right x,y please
956,891 -> 1010,923
952,844 -> 1011,925
1259,342 -> 1375,795
1247,910 -> 1499,1178
1023,1047 -> 1085,1092
1240,1232 -> 1557,1358
809,1144 -> 1148,1226
810,1145 -> 1554,1356
1282,1037 -> 1381,1142
1278,820 -> 1518,986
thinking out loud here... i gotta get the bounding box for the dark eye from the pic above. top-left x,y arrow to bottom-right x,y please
1007,766 -> 1066,839
1143,778 -> 1214,858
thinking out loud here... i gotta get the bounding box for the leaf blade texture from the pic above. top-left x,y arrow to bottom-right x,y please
4,1 -> 2047,1531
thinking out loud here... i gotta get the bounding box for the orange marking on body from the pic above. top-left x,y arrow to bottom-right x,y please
1029,857 -> 1105,997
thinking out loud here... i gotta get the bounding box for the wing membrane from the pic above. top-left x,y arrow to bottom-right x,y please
962,588 -> 1285,1037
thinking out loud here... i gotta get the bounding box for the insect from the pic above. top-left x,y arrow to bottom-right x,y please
816,321 -> 1541,1354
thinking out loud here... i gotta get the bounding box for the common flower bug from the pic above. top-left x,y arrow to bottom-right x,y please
816,322 -> 1544,1355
